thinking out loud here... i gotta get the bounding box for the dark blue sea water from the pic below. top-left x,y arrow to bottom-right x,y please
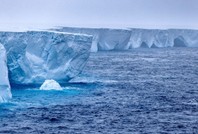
0,48 -> 198,134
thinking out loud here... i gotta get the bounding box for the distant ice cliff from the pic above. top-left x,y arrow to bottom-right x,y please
54,27 -> 198,52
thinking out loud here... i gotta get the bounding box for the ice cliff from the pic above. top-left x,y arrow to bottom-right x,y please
0,43 -> 12,102
1,27 -> 198,102
129,29 -> 198,48
0,31 -> 92,86
53,27 -> 131,52
54,27 -> 198,51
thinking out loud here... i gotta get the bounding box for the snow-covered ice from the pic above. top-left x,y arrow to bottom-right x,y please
40,79 -> 62,90
0,43 -> 12,102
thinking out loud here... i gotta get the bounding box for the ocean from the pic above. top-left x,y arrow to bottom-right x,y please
0,48 -> 198,133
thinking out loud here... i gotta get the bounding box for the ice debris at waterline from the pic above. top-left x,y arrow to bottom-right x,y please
0,43 -> 12,102
40,80 -> 62,90
53,27 -> 198,52
0,31 -> 92,85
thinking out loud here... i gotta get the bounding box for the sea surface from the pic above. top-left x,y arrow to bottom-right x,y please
0,48 -> 198,134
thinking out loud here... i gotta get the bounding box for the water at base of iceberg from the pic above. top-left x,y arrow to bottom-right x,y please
0,48 -> 198,134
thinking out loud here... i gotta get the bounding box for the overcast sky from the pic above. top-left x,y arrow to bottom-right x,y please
0,0 -> 198,29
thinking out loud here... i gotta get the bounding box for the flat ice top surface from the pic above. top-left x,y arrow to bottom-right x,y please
0,48 -> 198,133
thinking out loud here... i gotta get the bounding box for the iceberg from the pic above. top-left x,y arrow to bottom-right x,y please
53,27 -> 198,51
128,29 -> 198,48
0,43 -> 12,102
0,31 -> 92,85
52,27 -> 131,52
40,79 -> 62,90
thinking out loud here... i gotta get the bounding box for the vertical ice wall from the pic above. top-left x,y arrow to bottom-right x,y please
0,31 -> 92,85
54,27 -> 132,52
54,27 -> 198,51
0,43 -> 12,102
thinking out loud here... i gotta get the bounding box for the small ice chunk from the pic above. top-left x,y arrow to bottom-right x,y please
40,79 -> 62,90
